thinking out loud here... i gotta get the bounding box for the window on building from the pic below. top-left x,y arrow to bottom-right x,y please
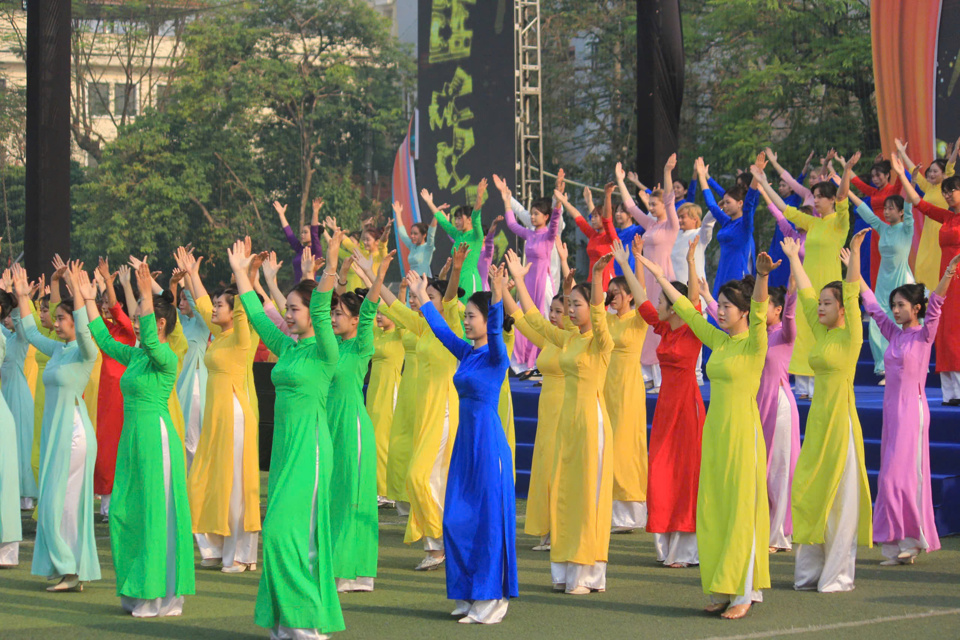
115,83 -> 138,117
88,82 -> 110,117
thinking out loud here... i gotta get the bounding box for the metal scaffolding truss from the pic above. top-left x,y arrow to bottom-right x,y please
514,0 -> 544,207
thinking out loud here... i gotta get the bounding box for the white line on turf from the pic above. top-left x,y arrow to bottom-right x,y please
697,608 -> 960,640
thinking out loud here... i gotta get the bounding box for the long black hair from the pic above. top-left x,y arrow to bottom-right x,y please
466,290 -> 515,332
889,283 -> 928,319
152,290 -> 178,336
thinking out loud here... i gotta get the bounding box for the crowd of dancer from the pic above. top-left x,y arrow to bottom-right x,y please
0,137 -> 958,635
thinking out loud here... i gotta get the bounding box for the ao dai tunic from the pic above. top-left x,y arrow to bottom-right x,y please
398,224 -> 437,277
626,189 -> 680,366
188,297 -> 259,536
514,310 -> 570,538
382,317 -> 420,502
862,288 -> 942,551
368,325 -> 404,496
93,303 -> 136,495
672,296 -> 771,597
792,283 -> 873,547
703,189 -> 759,298
856,201 -> 915,373
638,301 -> 704,533
88,313 -> 194,601
506,205 -> 562,369
913,163 -> 956,287
328,298 -> 379,581
177,293 -> 210,435
422,301 -> 518,602
19,309 -> 100,582
605,310 -> 649,503
537,305 -> 614,566
0,330 -> 21,550
783,200 -> 850,376
383,298 -> 462,543
240,290 -> 345,634
436,209 -> 484,300
914,200 -> 960,372
1,314 -> 36,500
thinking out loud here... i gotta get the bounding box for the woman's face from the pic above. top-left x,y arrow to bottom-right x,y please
211,295 -> 233,327
812,191 -> 835,216
589,211 -> 603,230
178,291 -> 193,317
777,179 -> 794,198
426,285 -> 443,312
613,207 -> 630,228
99,299 -> 113,321
285,291 -> 313,335
454,213 -> 467,232
944,184 -> 960,210
40,303 -> 53,330
673,181 -> 686,201
715,293 -> 747,331
567,289 -> 591,328
299,225 -> 311,245
656,291 -> 673,321
2,315 -> 13,331
817,288 -> 845,327
765,303 -> 783,327
375,310 -> 394,330
890,293 -> 921,326
677,209 -> 699,231
883,200 -> 904,225
54,306 -> 76,341
331,301 -> 359,337
410,226 -> 424,245
925,163 -> 944,185
721,195 -> 743,218
649,196 -> 666,219
530,208 -> 548,229
408,292 -> 422,312
607,282 -> 632,313
463,301 -> 487,341
361,231 -> 378,254
871,169 -> 889,189
548,299 -> 565,327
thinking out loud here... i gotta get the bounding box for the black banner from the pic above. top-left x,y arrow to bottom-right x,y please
636,0 -> 684,186
417,0 -> 515,269
936,0 -> 960,155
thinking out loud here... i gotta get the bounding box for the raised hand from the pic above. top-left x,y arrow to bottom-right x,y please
97,257 -> 116,285
780,236 -> 802,259
272,201 -> 287,218
473,177 -> 488,211
135,263 -> 154,300
118,264 -> 132,286
555,168 -> 565,195
593,253 -> 614,278
504,249 -> 531,279
392,200 -> 403,218
492,174 -> 510,200
452,242 -> 471,269
562,269 -> 576,296
350,247 -> 374,276
323,216 -> 340,234
76,269 -> 97,301
754,151 -> 767,172
227,239 -> 254,273
756,251 -> 781,276
419,189 -> 435,208
611,238 -> 630,267
438,257 -> 452,279
554,189 -> 570,206
686,238 -> 698,264
556,238 -> 569,263
128,255 -> 148,271
664,153 -> 677,173
890,151 -> 905,176
764,147 -> 778,164
11,264 -> 30,298
615,162 -> 626,182
844,151 -> 861,172
487,215 -> 504,238
849,228 -> 870,253
302,246 -> 320,281
694,156 -> 707,178
262,252 -> 283,281
631,234 -> 645,260
169,268 -> 189,288
407,271 -> 429,302
377,249 -> 397,280
324,228 -> 344,269
626,170 -> 642,188
311,197 -> 324,217
839,247 -> 851,267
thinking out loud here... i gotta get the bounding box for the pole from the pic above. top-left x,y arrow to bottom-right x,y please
25,0 -> 72,276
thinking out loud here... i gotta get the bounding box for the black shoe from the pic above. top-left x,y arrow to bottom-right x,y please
518,369 -> 540,381
943,399 -> 960,407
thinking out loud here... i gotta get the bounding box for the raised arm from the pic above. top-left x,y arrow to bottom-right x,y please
615,161 -> 654,225
750,164 -> 789,212
640,252 -> 722,349
444,243 -> 468,303
612,239 -> 647,306
504,250 -> 536,313
494,174 -> 533,240
132,264 -> 178,371
837,151 -> 861,201
409,272 -> 470,361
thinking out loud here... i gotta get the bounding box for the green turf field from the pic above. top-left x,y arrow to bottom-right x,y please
2,478 -> 959,639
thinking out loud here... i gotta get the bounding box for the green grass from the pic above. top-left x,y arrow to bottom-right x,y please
2,479 -> 959,639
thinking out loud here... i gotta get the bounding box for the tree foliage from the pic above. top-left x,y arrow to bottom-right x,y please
73,0 -> 412,286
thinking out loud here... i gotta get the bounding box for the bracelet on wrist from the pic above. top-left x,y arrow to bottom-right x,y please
322,269 -> 337,277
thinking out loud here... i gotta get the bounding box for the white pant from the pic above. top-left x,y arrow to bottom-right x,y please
185,376 -> 203,470
794,420 -> 859,592
642,364 -> 662,389
99,494 -> 111,518
551,561 -> 606,591
0,541 -> 19,565
271,626 -> 328,640
710,533 -> 762,606
123,419 -> 184,617
654,531 -> 699,565
696,349 -> 704,386
941,372 -> 960,402
20,497 -> 34,510
612,501 -> 647,530
794,375 -> 815,397
423,536 -> 443,552
195,396 -> 258,566
768,387 -> 793,550
452,598 -> 509,624
58,409 -> 87,576
336,576 -> 374,592
395,501 -> 410,517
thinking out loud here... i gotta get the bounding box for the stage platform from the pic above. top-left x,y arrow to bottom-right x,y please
510,320 -> 960,538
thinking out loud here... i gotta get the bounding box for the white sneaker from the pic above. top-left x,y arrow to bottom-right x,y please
414,555 -> 445,571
